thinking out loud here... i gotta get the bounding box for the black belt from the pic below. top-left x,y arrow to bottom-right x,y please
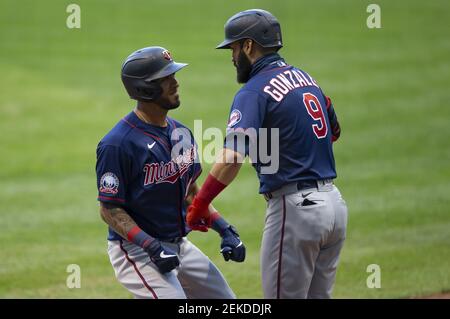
263,179 -> 331,201
162,237 -> 184,244
296,180 -> 319,191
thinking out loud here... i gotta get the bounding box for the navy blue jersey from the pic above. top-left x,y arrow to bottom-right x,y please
225,53 -> 337,193
96,112 -> 201,241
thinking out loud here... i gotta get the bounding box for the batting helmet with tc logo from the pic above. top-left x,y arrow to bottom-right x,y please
121,46 -> 187,102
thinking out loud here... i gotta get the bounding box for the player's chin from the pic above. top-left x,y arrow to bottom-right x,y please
236,72 -> 249,84
236,67 -> 250,83
168,96 -> 181,109
173,94 -> 180,105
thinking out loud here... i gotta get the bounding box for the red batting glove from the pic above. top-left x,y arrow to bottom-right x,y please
187,196 -> 210,232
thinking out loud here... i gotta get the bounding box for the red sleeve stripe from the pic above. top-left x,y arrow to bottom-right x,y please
97,196 -> 125,203
325,96 -> 332,109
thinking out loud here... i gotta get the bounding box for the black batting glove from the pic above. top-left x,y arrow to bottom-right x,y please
220,225 -> 246,262
144,240 -> 180,273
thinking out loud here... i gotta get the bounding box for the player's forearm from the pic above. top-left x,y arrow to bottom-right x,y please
186,178 -> 232,235
210,148 -> 243,185
187,148 -> 243,229
100,202 -> 157,249
185,182 -> 218,213
190,148 -> 243,208
99,202 -> 138,240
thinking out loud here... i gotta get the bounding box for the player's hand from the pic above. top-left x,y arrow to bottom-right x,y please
220,225 -> 246,262
187,196 -> 210,232
144,240 -> 180,274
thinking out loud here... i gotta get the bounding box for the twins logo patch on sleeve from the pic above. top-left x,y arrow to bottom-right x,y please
227,109 -> 242,128
99,172 -> 119,195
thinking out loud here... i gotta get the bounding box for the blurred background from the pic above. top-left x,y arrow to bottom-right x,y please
0,0 -> 449,298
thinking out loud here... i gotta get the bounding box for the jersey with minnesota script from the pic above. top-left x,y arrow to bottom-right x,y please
96,111 -> 201,241
225,53 -> 339,194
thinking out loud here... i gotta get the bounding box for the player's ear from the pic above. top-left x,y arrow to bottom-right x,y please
243,39 -> 253,56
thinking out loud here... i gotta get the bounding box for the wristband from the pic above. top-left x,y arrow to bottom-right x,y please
196,174 -> 227,206
127,226 -> 154,249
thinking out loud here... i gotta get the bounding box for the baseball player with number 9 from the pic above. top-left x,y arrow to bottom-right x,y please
187,9 -> 348,298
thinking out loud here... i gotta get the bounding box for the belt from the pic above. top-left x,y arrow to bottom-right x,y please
263,179 -> 333,201
162,237 -> 184,244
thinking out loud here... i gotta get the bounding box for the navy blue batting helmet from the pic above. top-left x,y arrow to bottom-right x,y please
216,9 -> 283,50
121,47 -> 187,101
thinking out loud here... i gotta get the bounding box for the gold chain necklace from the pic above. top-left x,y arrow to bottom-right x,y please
134,108 -> 168,127
134,108 -> 151,124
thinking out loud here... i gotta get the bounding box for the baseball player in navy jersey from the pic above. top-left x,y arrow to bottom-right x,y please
96,46 -> 245,299
187,9 -> 348,299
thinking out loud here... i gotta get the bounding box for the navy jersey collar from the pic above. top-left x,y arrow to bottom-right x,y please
249,53 -> 286,78
125,111 -> 171,133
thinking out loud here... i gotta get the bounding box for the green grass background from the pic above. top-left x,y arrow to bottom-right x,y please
0,0 -> 449,298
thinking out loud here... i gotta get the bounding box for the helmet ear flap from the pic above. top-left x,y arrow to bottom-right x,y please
135,81 -> 162,101
144,82 -> 163,101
